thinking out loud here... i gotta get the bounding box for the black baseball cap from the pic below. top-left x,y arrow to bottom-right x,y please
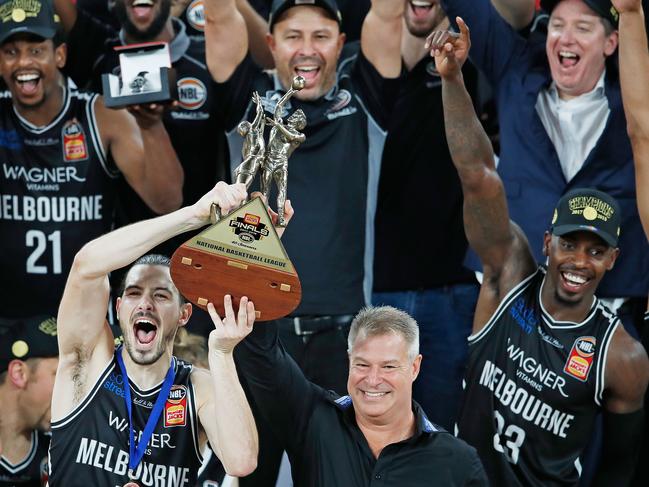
269,0 -> 342,31
550,188 -> 621,247
0,316 -> 58,372
541,0 -> 619,26
0,0 -> 58,45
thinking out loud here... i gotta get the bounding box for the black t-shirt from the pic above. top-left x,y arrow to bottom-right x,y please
374,57 -> 479,291
0,431 -> 49,486
49,353 -> 203,487
457,267 -> 620,486
0,81 -> 118,318
216,47 -> 399,315
64,12 -> 229,249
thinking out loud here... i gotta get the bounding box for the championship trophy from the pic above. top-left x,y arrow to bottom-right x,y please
170,77 -> 307,321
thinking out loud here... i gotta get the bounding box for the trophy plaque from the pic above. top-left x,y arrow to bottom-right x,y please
102,42 -> 177,108
170,197 -> 301,321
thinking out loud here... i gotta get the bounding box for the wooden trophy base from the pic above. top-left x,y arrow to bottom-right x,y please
170,197 -> 301,321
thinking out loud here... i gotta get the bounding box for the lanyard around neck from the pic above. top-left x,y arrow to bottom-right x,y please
116,346 -> 176,479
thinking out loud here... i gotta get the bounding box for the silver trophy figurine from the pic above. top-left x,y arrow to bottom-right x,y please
260,76 -> 307,227
213,76 -> 307,226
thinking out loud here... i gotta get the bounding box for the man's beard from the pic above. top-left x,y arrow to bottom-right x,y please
122,328 -> 172,365
114,0 -> 172,41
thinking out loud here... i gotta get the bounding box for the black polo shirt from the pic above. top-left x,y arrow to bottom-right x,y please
216,46 -> 398,315
373,57 -> 479,292
234,323 -> 488,486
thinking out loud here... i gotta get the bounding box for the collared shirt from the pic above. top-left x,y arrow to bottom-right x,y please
234,323 -> 488,486
535,71 -> 610,182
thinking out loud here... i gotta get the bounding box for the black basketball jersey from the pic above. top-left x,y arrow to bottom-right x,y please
48,352 -> 203,487
0,430 -> 49,486
457,267 -> 619,487
0,79 -> 118,319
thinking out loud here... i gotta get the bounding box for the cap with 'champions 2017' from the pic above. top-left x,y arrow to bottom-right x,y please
0,0 -> 58,44
550,188 -> 621,247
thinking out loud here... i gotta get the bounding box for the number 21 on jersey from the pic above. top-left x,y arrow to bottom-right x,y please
26,230 -> 62,274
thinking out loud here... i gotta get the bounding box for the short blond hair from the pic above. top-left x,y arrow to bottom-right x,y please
348,306 -> 419,361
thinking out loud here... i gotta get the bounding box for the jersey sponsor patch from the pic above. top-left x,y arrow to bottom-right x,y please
177,77 -> 207,111
61,119 -> 88,162
186,0 -> 205,31
165,384 -> 187,427
563,336 -> 596,382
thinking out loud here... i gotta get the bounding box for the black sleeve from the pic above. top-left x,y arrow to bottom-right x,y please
213,55 -> 262,131
349,48 -> 403,130
234,321 -> 320,449
464,448 -> 490,486
592,409 -> 645,487
63,9 -> 116,90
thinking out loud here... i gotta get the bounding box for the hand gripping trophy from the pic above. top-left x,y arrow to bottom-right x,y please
260,76 -> 307,226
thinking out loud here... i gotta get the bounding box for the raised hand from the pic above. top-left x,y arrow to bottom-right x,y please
425,16 -> 471,80
206,295 -> 256,354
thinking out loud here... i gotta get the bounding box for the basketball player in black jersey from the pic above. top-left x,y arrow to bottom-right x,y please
0,0 -> 184,320
428,17 -> 649,486
615,0 -> 649,482
48,181 -> 261,487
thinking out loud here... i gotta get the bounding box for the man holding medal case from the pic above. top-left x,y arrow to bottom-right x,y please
47,181 -> 265,486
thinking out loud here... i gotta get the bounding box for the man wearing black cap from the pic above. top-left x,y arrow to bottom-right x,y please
438,0 -> 649,339
428,19 -> 649,486
0,0 -> 183,321
0,316 -> 58,487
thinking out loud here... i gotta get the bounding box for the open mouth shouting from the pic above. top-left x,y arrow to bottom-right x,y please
13,71 -> 42,97
558,50 -> 580,69
130,0 -> 155,22
133,314 -> 159,348
410,0 -> 435,19
291,58 -> 323,86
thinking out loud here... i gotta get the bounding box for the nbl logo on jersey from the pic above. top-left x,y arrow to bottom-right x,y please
164,385 -> 187,427
563,336 -> 596,382
61,119 -> 89,162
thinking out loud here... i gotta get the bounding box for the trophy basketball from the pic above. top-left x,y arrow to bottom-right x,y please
170,77 -> 307,321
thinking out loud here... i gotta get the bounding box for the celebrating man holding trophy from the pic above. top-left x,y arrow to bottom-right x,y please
47,181 -> 269,486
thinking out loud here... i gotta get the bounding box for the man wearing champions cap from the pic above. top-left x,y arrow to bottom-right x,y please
0,316 -> 58,487
428,18 -> 649,486
47,181 -> 259,487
